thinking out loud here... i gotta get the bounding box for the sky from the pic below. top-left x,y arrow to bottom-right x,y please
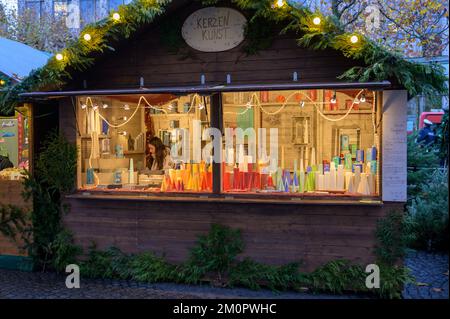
0,0 -> 17,12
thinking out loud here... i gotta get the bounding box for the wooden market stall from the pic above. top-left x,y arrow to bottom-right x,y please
0,105 -> 33,269
13,0 -> 441,272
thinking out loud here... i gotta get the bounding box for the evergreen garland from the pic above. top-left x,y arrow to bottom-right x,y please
0,0 -> 447,115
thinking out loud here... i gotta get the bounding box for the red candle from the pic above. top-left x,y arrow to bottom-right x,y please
267,174 -> 274,188
254,172 -> 261,190
223,172 -> 231,191
261,173 -> 268,189
233,167 -> 240,190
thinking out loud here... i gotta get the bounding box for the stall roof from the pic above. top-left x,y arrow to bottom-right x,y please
19,81 -> 391,98
0,37 -> 50,82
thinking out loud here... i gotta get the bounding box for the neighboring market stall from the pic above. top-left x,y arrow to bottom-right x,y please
0,37 -> 50,268
2,0 -> 447,271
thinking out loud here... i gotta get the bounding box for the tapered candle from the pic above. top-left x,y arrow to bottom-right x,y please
337,164 -> 344,190
304,119 -> 309,144
299,148 -> 304,168
329,162 -> 336,190
315,171 -> 320,190
354,165 -> 361,191
129,158 -> 134,184
324,172 -> 330,190
357,173 -> 370,195
299,171 -> 305,192
311,147 -> 316,166
318,174 -> 324,190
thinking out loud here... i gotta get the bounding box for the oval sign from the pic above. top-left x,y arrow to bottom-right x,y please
182,7 -> 247,52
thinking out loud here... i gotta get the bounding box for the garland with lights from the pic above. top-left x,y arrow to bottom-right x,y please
0,75 -> 10,88
0,0 -> 448,116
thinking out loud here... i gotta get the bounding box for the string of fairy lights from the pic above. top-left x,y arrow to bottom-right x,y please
79,89 -> 374,133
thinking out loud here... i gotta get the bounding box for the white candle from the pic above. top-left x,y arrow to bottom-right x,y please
354,166 -> 361,191
337,164 -> 344,190
347,176 -> 355,193
238,144 -> 245,171
315,171 -> 320,190
243,155 -> 249,172
357,173 -> 370,195
304,119 -> 309,144
129,158 -> 135,184
318,174 -> 324,190
311,147 -> 316,166
345,172 -> 353,190
299,171 -> 305,192
324,171 -> 330,190
329,168 -> 336,190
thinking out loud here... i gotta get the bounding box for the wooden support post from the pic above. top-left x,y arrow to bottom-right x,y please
210,93 -> 223,194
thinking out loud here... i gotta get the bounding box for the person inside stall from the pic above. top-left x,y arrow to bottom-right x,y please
0,155 -> 14,171
146,136 -> 174,171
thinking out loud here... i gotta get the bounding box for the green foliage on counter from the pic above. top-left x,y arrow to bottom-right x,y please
1,0 -> 448,115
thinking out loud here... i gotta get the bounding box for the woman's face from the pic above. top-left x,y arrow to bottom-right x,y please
148,144 -> 156,156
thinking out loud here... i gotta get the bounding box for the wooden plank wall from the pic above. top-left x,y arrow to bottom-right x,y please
0,181 -> 31,256
64,198 -> 401,271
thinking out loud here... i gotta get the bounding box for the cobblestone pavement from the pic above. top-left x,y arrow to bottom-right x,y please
0,269 -> 365,299
402,250 -> 449,299
1,250 -> 447,299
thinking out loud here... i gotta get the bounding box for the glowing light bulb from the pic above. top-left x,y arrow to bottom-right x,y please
112,12 -> 121,21
81,104 -> 87,109
124,104 -> 130,110
246,101 -> 252,109
92,104 -> 99,110
102,103 -> 108,109
119,131 -> 127,136
276,0 -> 285,8
55,53 -> 64,61
300,100 -> 305,108
0,80 -> 5,86
350,35 -> 359,44
354,97 -> 360,104
198,103 -> 205,110
313,17 -> 321,25
360,94 -> 366,103
83,33 -> 91,41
